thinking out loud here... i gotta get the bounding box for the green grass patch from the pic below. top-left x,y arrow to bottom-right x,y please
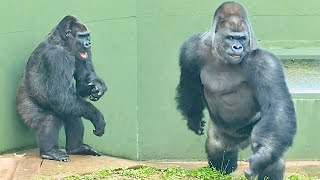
33,166 -> 238,180
286,173 -> 320,180
33,165 -> 320,180
118,166 -> 158,179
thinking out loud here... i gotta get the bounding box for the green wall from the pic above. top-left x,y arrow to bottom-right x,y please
1,0 -> 320,161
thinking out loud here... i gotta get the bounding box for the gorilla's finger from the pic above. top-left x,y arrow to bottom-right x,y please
244,168 -> 257,179
89,95 -> 99,101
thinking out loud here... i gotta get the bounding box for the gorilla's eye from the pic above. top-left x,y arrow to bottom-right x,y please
77,32 -> 90,39
78,34 -> 87,38
227,36 -> 234,40
239,36 -> 247,41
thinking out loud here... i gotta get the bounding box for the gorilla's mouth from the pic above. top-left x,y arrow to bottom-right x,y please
79,51 -> 88,59
229,54 -> 241,58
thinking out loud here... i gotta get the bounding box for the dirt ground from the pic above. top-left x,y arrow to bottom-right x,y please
1,149 -> 320,180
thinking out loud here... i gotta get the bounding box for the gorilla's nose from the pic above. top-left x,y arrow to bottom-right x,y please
232,44 -> 243,53
84,41 -> 91,48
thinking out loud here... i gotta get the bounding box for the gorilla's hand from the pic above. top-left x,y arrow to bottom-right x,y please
243,143 -> 268,179
187,119 -> 206,135
243,154 -> 258,179
88,78 -> 107,101
93,118 -> 106,137
91,111 -> 106,137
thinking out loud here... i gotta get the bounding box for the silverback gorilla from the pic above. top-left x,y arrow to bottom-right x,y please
176,2 -> 296,179
16,16 -> 107,161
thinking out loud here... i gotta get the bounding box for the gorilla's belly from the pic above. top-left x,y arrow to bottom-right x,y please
204,84 -> 260,129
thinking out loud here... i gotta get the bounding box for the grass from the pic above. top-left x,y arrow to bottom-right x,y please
32,166 -> 240,180
287,173 -> 320,180
33,165 -> 320,180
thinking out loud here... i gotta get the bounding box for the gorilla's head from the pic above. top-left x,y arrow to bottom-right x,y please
211,2 -> 257,64
56,15 -> 91,60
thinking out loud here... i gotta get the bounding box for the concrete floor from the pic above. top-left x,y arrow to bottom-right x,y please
1,149 -> 320,180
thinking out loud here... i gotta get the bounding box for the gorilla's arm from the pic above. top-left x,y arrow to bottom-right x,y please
176,34 -> 206,135
43,50 -> 105,136
244,50 -> 297,176
75,58 -> 107,101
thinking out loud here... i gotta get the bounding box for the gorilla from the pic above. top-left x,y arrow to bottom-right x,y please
176,2 -> 296,179
16,15 -> 107,162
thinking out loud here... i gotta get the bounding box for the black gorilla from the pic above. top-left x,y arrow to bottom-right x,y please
16,15 -> 107,161
176,2 -> 296,179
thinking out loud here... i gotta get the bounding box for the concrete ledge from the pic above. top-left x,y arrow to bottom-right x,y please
270,48 -> 320,59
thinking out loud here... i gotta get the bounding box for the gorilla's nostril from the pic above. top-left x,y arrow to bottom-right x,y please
233,45 -> 243,50
232,45 -> 243,52
84,42 -> 91,48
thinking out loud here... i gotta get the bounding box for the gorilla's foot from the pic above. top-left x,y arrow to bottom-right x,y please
40,148 -> 69,162
67,144 -> 101,156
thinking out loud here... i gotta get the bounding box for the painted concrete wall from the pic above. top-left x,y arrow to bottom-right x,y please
0,0 -> 320,160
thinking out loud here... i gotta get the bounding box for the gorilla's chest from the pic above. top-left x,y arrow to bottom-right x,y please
200,63 -> 247,94
200,62 -> 259,128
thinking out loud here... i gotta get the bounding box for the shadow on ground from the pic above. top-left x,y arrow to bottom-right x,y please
1,149 -> 320,179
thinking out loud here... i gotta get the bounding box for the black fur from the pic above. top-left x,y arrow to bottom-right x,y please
16,15 -> 107,161
176,2 -> 296,179
176,34 -> 206,135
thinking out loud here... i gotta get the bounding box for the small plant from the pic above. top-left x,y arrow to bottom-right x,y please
187,167 -> 232,180
32,177 -> 51,180
161,167 -> 188,179
119,166 -> 158,179
62,168 -> 113,180
286,173 -> 319,180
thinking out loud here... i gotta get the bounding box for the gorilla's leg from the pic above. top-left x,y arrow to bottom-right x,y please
207,148 -> 238,174
257,158 -> 284,180
206,121 -> 247,174
17,85 -> 68,161
64,117 -> 100,156
36,114 -> 69,161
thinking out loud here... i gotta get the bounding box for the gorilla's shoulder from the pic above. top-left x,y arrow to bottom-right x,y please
250,49 -> 276,59
181,33 -> 202,50
247,49 -> 283,73
179,34 -> 202,65
250,49 -> 281,63
44,45 -> 73,60
186,33 -> 202,42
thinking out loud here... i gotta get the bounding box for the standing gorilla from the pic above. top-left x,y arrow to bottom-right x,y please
16,15 -> 107,161
176,2 -> 296,179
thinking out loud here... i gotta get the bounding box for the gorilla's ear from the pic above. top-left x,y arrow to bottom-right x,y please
201,32 -> 212,47
56,15 -> 78,37
65,29 -> 72,37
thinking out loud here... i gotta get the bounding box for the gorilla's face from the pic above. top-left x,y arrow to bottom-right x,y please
74,31 -> 91,60
61,17 -> 92,60
214,16 -> 250,64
